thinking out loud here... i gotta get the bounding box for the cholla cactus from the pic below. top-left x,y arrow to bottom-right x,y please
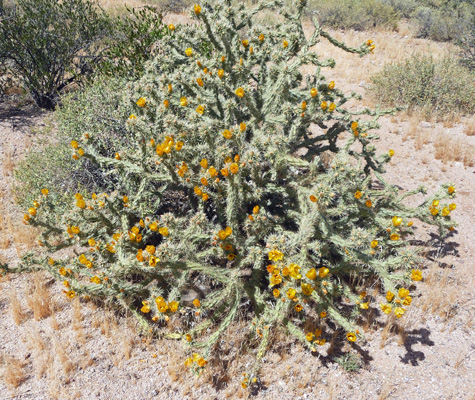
18,0 -> 457,386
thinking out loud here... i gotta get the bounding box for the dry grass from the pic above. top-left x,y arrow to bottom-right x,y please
9,289 -> 27,325
433,133 -> 475,167
1,356 -> 26,389
2,149 -> 14,177
26,273 -> 52,321
52,335 -> 75,376
465,117 -> 475,136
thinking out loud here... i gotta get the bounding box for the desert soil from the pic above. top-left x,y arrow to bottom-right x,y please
1,24 -> 475,400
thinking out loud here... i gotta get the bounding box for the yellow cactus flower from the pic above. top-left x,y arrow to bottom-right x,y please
196,77 -> 204,87
346,332 -> 356,342
319,311 -> 327,318
306,332 -> 314,341
398,288 -> 409,299
390,233 -> 400,241
196,105 -> 205,114
159,227 -> 169,236
392,216 -> 402,226
329,103 -> 336,112
448,186 -> 455,194
365,200 -> 372,207
149,255 -> 159,267
235,87 -> 245,97
286,288 -> 296,299
301,283 -> 314,296
328,81 -> 335,90
70,140 -> 79,149
295,304 -> 303,312
194,4 -> 201,15
402,296 -> 412,306
360,302 -> 369,309
268,249 -> 284,261
394,307 -> 406,318
309,195 -> 317,202
320,101 -> 328,110
259,34 -> 265,42
283,40 -> 288,48
169,301 -> 179,312
386,291 -> 394,302
441,207 -> 450,217
380,303 -> 392,314
431,208 -> 439,216
389,149 -> 395,157
354,191 -> 362,199
41,188 -> 49,196
180,97 -> 187,106
217,69 -> 224,78
222,129 -> 232,139
193,298 -> 201,308
230,163 -> 239,174
411,269 -> 422,281
90,276 -> 101,284
136,97 -> 146,107
200,158 -> 208,169
310,88 -> 318,98
306,268 -> 317,280
163,99 -> 169,108
449,203 -> 456,211
168,24 -> 175,31
185,48 -> 193,57
141,301 -> 151,313
273,288 -> 280,298
318,267 -> 329,278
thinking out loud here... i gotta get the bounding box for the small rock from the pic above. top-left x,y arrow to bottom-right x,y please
359,81 -> 367,88
420,121 -> 432,128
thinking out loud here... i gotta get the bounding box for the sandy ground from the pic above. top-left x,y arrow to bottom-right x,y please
1,24 -> 475,400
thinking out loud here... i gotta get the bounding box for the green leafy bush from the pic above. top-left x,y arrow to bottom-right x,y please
369,54 -> 475,117
459,14 -> 475,70
412,1 -> 474,42
15,0 -> 457,385
0,0 -> 168,109
0,0 -> 110,109
308,0 -> 400,31
14,76 -> 132,207
94,6 -> 168,79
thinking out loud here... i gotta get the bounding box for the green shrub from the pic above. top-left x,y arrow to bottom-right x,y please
14,76 -> 133,207
95,6 -> 168,80
412,1 -> 474,42
369,54 -> 475,117
0,0 -> 168,109
382,0 -> 418,19
308,0 -> 400,31
14,0 -> 457,385
0,0 -> 110,110
459,14 -> 475,70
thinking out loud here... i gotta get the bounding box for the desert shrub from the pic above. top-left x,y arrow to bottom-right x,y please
0,0 -> 168,109
459,14 -> 475,70
382,0 -> 418,19
308,0 -> 400,31
14,76 -> 132,207
412,1 -> 474,42
94,6 -> 168,79
369,55 -> 475,117
0,0 -> 111,110
14,0 -> 457,386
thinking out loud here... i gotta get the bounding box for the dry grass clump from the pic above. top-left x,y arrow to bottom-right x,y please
1,355 -> 27,389
465,117 -> 475,136
2,149 -> 14,177
433,133 -> 475,167
26,273 -> 53,320
9,289 -> 27,325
